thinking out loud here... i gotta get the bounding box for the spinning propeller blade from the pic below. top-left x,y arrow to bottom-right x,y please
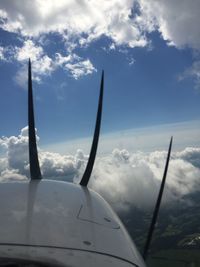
143,137 -> 173,260
28,59 -> 42,180
80,71 -> 104,186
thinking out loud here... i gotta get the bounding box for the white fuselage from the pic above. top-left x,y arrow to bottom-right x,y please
0,180 -> 146,267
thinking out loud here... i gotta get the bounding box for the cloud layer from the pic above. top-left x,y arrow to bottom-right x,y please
0,0 -> 147,46
1,0 -> 200,50
0,127 -> 200,212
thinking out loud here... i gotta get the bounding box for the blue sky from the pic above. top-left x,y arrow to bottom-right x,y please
0,0 -> 200,151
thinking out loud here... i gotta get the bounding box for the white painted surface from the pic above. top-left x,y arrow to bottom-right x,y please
0,180 -> 146,267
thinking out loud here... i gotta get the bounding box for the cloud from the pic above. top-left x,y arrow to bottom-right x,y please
1,0 -> 200,86
16,39 -> 43,62
0,169 -> 27,182
1,0 -> 199,51
16,40 -> 54,76
90,148 -> 200,211
178,60 -> 200,89
0,0 -> 147,48
0,126 -> 31,176
137,0 -> 200,88
12,40 -> 96,87
138,0 -> 200,50
0,46 -> 6,60
177,147 -> 200,168
0,1 -> 144,84
0,40 -> 55,87
0,127 -> 200,212
0,126 -> 85,180
55,53 -> 96,79
0,45 -> 15,62
11,40 -> 54,87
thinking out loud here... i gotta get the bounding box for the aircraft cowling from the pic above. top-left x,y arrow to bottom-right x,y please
0,179 -> 146,267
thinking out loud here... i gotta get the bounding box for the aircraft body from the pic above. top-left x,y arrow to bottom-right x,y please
0,180 -> 146,266
0,60 -> 172,266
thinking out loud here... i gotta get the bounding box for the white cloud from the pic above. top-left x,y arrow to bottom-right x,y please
138,0 -> 200,50
177,147 -> 200,168
15,40 -> 54,76
0,169 -> 27,182
0,126 -> 84,179
65,58 -> 96,79
0,0 -> 147,48
1,1 -> 200,85
178,60 -> 200,89
14,40 -> 54,86
136,0 -> 200,88
0,127 -> 200,212
0,45 -> 15,62
0,1 -> 142,83
0,126 -> 30,176
1,0 -> 200,51
0,46 -> 6,60
55,53 -> 96,79
90,148 -> 200,211
13,41 -> 95,86
16,40 -> 43,62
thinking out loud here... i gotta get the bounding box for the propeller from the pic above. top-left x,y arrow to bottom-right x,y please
143,136 -> 173,260
28,59 -> 42,180
80,71 -> 104,186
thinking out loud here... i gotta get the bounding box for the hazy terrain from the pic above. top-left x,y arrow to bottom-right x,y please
117,191 -> 200,266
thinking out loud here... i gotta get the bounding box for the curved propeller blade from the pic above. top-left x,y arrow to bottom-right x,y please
80,71 -> 104,186
143,136 -> 173,260
28,59 -> 42,180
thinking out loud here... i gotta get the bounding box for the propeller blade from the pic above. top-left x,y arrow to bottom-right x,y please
143,136 -> 173,260
80,71 -> 104,186
28,59 -> 42,180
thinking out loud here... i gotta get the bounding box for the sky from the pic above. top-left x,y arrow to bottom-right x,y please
0,0 -> 200,146
0,0 -> 200,211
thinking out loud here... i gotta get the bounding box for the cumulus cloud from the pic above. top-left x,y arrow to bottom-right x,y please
1,0 -> 200,50
0,0 -> 147,47
16,40 -> 43,62
12,40 -> 96,86
55,52 -> 96,79
0,127 -> 200,212
177,147 -> 200,169
90,148 -> 200,211
1,0 -> 200,85
13,40 -> 54,86
138,0 -> 200,50
0,45 -> 14,62
0,0 -> 147,84
0,126 -> 33,176
0,126 -> 83,180
0,1 -> 145,83
137,0 -> 200,88
178,60 -> 200,89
